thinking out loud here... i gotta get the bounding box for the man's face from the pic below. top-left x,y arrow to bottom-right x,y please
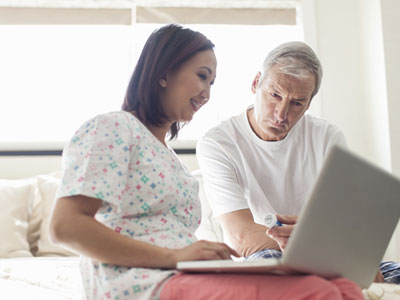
249,64 -> 316,141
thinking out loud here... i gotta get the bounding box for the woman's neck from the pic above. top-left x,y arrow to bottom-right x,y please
129,110 -> 170,147
147,124 -> 170,147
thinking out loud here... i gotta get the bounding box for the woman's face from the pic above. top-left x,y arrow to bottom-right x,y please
159,49 -> 217,123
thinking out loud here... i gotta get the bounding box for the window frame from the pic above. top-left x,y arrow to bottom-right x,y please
0,1 -> 301,153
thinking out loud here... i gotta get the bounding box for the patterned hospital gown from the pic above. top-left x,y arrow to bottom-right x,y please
56,111 -> 201,300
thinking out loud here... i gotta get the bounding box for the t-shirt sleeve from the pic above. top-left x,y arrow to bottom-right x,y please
196,135 -> 249,217
56,113 -> 135,211
324,125 -> 348,156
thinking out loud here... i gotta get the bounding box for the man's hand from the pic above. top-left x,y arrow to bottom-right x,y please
219,209 -> 280,257
266,215 -> 297,252
374,270 -> 384,283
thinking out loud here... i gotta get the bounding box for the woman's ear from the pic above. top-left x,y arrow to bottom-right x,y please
159,77 -> 167,88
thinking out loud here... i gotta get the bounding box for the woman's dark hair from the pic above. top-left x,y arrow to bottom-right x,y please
121,24 -> 215,140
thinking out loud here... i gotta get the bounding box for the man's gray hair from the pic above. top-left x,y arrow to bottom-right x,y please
260,41 -> 323,99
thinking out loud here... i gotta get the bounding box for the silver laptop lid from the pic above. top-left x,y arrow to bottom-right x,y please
283,145 -> 400,288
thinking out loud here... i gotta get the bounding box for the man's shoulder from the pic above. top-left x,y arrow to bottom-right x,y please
303,114 -> 342,133
197,113 -> 248,157
300,114 -> 346,148
303,113 -> 329,125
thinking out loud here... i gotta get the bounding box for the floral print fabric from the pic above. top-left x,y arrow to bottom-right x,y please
56,111 -> 201,300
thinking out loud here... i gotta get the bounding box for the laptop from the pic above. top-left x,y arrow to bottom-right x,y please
177,145 -> 400,288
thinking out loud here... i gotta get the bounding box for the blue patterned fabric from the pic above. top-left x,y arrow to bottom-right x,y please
245,248 -> 283,261
247,249 -> 400,284
380,261 -> 400,284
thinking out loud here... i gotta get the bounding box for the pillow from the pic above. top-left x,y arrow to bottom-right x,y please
0,178 -> 36,257
363,283 -> 400,300
36,173 -> 78,256
192,170 -> 224,242
27,180 -> 42,256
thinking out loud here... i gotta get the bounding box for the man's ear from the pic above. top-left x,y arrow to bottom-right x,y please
306,100 -> 312,111
159,77 -> 167,88
251,72 -> 261,94
305,95 -> 313,111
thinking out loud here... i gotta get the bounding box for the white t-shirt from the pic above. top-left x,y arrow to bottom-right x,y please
196,107 -> 347,227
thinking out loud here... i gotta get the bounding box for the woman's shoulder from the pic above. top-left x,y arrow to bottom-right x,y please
86,111 -> 145,132
68,111 -> 142,146
92,111 -> 137,124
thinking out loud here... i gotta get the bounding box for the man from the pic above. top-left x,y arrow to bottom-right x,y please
196,41 -> 397,283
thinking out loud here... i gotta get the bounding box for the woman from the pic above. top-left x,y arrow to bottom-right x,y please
50,24 -> 364,300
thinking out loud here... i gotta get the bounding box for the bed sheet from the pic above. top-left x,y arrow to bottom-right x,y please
0,257 -> 83,300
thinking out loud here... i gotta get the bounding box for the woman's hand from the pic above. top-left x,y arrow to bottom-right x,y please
266,215 -> 297,252
170,240 -> 240,267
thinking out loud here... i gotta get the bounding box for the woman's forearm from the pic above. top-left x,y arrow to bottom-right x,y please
50,197 -> 176,269
59,215 -> 174,268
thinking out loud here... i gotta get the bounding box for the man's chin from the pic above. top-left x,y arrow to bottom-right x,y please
268,121 -> 287,130
263,127 -> 288,141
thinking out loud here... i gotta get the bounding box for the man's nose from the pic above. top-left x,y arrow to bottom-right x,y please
275,101 -> 289,122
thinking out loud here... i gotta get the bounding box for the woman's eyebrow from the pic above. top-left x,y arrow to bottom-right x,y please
200,66 -> 213,74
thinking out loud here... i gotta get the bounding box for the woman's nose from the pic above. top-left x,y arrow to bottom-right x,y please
200,89 -> 209,102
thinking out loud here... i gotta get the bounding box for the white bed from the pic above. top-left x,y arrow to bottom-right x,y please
0,257 -> 83,300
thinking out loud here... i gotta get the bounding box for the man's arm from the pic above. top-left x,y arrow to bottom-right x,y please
197,134 -> 279,257
218,209 -> 280,257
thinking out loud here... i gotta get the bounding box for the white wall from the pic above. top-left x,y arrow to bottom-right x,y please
379,0 -> 400,262
381,0 -> 400,177
0,154 -> 199,179
301,0 -> 400,261
303,0 -> 390,168
305,0 -> 399,175
0,156 -> 62,179
358,0 -> 392,171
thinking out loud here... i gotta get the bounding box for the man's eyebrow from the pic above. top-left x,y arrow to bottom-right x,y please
272,87 -> 279,93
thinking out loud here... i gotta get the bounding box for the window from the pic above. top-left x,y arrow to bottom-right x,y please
0,25 -> 133,147
0,4 -> 302,150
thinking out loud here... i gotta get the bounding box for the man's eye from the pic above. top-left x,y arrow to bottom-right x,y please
271,93 -> 279,98
293,101 -> 303,106
198,74 -> 207,80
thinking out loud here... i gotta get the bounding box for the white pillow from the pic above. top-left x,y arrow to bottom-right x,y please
27,179 -> 43,256
0,178 -> 36,257
192,170 -> 224,242
36,174 -> 78,257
